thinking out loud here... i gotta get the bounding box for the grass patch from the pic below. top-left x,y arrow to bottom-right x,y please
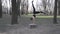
22,15 -> 60,18
36,16 -> 60,18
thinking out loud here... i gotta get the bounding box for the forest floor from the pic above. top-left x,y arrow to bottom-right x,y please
0,14 -> 60,34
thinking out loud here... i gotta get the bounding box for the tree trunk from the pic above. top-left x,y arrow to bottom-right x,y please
16,0 -> 21,16
0,0 -> 2,18
11,0 -> 18,24
26,0 -> 28,15
58,1 -> 60,15
21,0 -> 25,15
42,0 -> 46,11
53,0 -> 57,24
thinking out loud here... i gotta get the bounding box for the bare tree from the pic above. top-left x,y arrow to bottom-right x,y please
11,0 -> 18,24
0,0 -> 2,18
42,0 -> 47,12
53,0 -> 57,24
